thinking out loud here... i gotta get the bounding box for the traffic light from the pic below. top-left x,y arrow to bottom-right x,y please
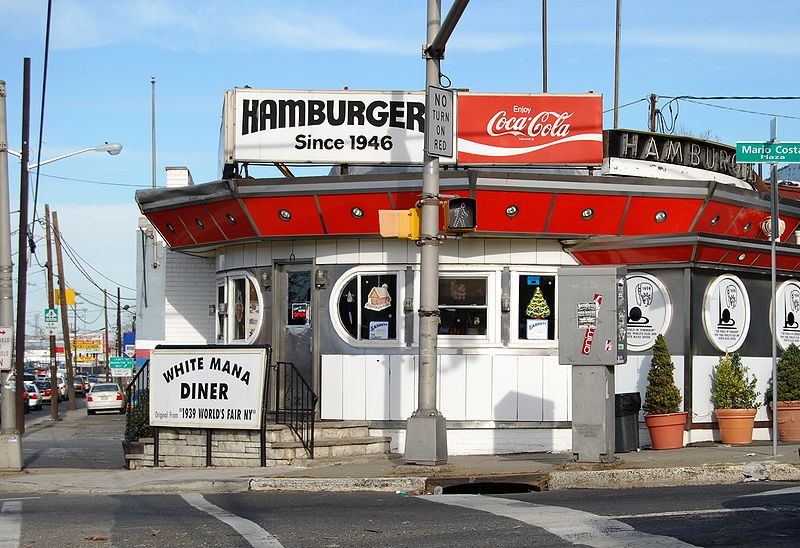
378,208 -> 420,240
445,197 -> 477,232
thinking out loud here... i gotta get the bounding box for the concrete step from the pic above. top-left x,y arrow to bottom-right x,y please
270,436 -> 391,460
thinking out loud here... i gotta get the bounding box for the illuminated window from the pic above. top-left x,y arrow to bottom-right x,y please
216,272 -> 263,343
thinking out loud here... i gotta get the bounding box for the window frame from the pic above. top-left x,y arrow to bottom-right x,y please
510,268 -> 559,347
216,270 -> 264,344
436,272 -> 495,344
329,266 -> 406,348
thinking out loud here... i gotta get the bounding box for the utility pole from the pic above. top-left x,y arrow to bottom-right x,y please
0,79 -> 23,470
404,0 -> 469,466
52,211 -> 76,409
14,58 -> 31,435
116,287 -> 122,357
541,0 -> 547,93
45,205 -> 58,420
613,0 -> 621,129
103,289 -> 109,382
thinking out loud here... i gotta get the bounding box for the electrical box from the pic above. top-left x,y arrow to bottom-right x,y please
558,266 -> 627,366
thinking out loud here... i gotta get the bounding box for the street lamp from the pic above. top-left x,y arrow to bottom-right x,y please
6,142 -> 123,170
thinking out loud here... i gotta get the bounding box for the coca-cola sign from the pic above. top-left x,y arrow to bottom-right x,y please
457,94 -> 603,165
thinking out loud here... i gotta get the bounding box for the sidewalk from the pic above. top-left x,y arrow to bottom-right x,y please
1,409 -> 799,495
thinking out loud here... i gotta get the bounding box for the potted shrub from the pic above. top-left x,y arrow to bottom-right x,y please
765,343 -> 800,442
643,334 -> 687,449
711,352 -> 759,444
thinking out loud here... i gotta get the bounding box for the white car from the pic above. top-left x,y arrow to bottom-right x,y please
24,382 -> 43,411
86,383 -> 126,415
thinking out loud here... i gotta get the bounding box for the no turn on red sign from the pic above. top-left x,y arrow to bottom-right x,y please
0,326 -> 13,371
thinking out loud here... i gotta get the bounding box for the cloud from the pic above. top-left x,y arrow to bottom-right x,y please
2,0 -> 415,55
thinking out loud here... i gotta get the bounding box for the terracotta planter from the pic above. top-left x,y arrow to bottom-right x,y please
644,411 -> 687,450
714,408 -> 757,445
772,401 -> 800,442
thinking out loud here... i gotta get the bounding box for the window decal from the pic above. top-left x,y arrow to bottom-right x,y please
364,283 -> 392,311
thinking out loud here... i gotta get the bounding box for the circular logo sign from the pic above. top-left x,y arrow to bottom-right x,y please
774,279 -> 800,350
702,275 -> 750,352
626,272 -> 672,351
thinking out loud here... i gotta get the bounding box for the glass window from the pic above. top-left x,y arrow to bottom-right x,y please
287,271 -> 311,326
335,273 -> 398,341
517,274 -> 556,341
217,272 -> 263,344
438,277 -> 487,336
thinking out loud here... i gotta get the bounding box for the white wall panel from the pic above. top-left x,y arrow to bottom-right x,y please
335,240 -> 359,264
439,240 -> 459,264
321,355 -> 343,420
358,239 -> 384,264
383,239 -> 408,264
483,239 -> 511,264
492,356 -> 518,420
341,355 -> 366,420
242,244 -> 258,267
315,240 -> 337,264
255,242 -> 272,266
227,244 -> 244,269
458,239 -> 485,264
390,354 -> 417,420
465,355 -> 493,420
365,355 -> 390,420
543,358 -> 571,421
439,355 -> 466,420
518,356 -> 545,421
509,239 -> 537,264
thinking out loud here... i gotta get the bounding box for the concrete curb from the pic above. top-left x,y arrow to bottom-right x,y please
249,477 -> 427,494
547,463 -> 800,490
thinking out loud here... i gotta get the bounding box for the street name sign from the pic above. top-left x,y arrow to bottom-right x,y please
0,326 -> 12,371
736,141 -> 800,163
425,86 -> 454,158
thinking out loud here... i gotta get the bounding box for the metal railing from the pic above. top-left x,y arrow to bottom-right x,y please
124,359 -> 150,442
272,361 -> 318,458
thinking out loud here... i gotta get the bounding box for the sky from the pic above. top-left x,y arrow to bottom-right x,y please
1,0 -> 799,339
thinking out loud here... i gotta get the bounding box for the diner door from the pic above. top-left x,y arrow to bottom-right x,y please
275,263 -> 314,389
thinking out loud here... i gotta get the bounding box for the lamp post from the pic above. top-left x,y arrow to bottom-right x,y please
6,142 -> 123,171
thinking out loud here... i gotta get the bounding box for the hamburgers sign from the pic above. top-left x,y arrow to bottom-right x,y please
221,89 -> 603,167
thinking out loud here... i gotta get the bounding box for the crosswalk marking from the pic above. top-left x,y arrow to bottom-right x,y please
181,493 -> 284,548
421,494 -> 695,547
0,501 -> 22,548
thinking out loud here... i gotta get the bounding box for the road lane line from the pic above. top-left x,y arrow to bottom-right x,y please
422,494 -> 695,547
610,506 -> 769,519
741,485 -> 800,498
0,501 -> 22,548
181,493 -> 284,548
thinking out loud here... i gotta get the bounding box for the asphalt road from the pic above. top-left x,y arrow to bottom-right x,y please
21,396 -> 126,469
1,482 -> 799,546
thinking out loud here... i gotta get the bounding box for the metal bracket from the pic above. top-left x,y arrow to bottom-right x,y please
418,309 -> 440,318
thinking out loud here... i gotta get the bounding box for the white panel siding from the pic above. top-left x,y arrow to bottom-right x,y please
509,239 -> 537,264
358,239 -> 384,263
543,358 -> 571,421
465,354 -> 493,420
483,239 -> 511,264
255,242 -> 272,266
691,355 -> 772,424
518,356 -> 545,421
164,250 -> 215,344
321,355 -> 343,419
341,355 -> 366,419
439,355 -> 466,420
390,354 -> 417,419
458,239 -> 486,264
291,240 -> 316,260
439,239 -> 459,264
242,243 -> 258,267
315,240 -> 337,264
365,355 -> 390,420
383,239 -> 409,264
537,239 -> 574,265
492,356 -> 518,420
336,240 -> 359,264
227,244 -> 244,269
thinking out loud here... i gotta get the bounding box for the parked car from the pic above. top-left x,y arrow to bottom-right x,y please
34,380 -> 58,405
86,383 -> 126,415
56,377 -> 67,400
86,375 -> 99,390
72,376 -> 86,397
24,382 -> 43,411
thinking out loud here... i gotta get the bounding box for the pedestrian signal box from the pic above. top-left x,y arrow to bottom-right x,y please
445,197 -> 477,232
378,209 -> 420,240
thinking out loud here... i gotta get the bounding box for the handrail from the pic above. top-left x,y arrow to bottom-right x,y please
124,359 -> 150,442
273,361 -> 318,458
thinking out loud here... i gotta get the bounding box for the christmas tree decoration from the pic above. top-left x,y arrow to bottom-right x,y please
526,287 -> 551,319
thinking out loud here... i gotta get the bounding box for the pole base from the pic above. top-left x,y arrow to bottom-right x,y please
404,413 -> 448,465
0,433 -> 23,471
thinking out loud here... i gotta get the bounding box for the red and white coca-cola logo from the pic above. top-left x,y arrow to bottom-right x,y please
487,110 -> 573,139
457,93 -> 603,165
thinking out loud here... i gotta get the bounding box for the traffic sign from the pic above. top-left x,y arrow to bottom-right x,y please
736,142 -> 800,163
425,86 -> 454,158
0,326 -> 12,371
109,357 -> 134,369
44,308 -> 58,323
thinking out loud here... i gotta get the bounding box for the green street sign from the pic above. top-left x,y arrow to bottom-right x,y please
736,141 -> 800,163
109,357 -> 134,369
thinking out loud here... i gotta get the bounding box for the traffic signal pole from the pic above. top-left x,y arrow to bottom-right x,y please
404,0 -> 469,466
